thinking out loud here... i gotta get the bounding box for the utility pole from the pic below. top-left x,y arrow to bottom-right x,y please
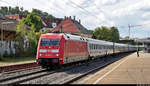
128,24 -> 131,40
128,24 -> 131,51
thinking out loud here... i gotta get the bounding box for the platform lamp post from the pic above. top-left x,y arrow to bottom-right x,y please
1,21 -> 14,57
128,24 -> 131,51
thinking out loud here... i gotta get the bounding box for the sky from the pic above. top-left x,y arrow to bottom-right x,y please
0,0 -> 150,38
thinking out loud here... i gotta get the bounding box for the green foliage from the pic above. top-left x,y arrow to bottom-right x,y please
3,51 -> 9,57
15,20 -> 27,55
0,6 -> 54,19
110,26 -> 120,42
0,6 -> 29,15
92,26 -> 120,42
16,20 -> 27,40
27,25 -> 41,55
22,13 -> 43,32
32,8 -> 54,19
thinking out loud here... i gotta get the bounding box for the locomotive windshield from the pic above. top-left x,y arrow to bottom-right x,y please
40,38 -> 60,46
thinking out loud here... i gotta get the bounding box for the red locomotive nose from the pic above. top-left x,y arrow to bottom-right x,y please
37,38 -> 60,58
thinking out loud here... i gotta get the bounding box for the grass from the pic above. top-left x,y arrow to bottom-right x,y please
0,56 -> 36,66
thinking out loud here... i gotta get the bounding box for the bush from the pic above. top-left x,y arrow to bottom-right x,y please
0,57 -> 3,61
3,51 -> 9,57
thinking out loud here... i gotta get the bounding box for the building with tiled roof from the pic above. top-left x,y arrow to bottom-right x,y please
51,16 -> 92,37
4,14 -> 63,32
5,14 -> 26,21
41,18 -> 63,32
0,18 -> 30,56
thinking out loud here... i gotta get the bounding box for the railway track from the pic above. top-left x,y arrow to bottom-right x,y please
0,62 -> 39,73
0,69 -> 56,84
0,52 -> 133,85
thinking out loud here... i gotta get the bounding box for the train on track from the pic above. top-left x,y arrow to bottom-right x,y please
36,33 -> 140,69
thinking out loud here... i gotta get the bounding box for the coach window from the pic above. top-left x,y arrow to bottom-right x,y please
89,44 -> 90,49
91,44 -> 93,50
96,45 -> 98,49
93,44 -> 95,50
101,45 -> 102,49
102,45 -> 104,49
104,46 -> 106,49
96,44 -> 98,49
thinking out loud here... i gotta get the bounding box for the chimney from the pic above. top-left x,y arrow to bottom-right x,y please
64,16 -> 66,19
73,16 -> 75,20
69,16 -> 71,19
79,19 -> 81,24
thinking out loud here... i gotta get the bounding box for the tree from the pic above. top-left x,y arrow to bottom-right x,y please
0,7 -> 8,15
16,20 -> 27,56
92,26 -> 120,42
92,26 -> 111,41
110,26 -> 120,42
22,13 -> 43,32
27,25 -> 40,55
32,8 -> 54,18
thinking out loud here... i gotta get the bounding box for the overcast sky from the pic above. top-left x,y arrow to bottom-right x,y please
1,0 -> 150,38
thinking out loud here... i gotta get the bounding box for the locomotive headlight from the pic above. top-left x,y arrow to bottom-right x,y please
39,54 -> 43,56
51,49 -> 59,53
39,49 -> 47,52
54,54 -> 59,56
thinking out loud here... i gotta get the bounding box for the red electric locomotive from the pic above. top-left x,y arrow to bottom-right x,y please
36,33 -> 89,68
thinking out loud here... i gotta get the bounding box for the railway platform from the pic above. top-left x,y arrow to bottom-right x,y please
76,51 -> 150,84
